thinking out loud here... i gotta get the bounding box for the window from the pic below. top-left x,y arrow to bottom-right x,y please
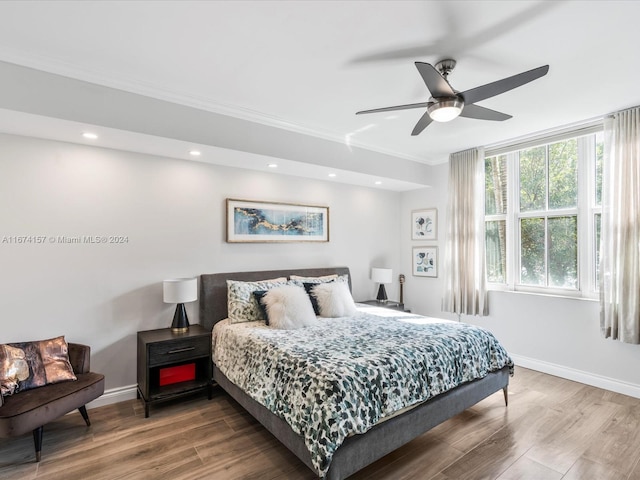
484,127 -> 603,296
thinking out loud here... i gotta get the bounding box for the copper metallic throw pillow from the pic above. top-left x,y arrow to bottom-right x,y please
0,336 -> 77,398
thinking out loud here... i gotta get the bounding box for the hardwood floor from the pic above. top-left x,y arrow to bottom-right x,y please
2,366 -> 640,479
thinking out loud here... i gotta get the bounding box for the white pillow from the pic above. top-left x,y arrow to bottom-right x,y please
312,281 -> 357,318
262,285 -> 318,330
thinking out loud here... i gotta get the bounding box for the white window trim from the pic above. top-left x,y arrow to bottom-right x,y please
485,124 -> 603,299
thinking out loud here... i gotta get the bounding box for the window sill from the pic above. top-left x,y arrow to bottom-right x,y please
487,286 -> 599,302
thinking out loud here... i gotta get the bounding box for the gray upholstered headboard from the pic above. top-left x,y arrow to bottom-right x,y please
199,266 -> 351,331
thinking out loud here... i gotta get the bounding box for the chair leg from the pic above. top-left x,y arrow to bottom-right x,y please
32,426 -> 43,462
503,386 -> 509,406
78,405 -> 91,426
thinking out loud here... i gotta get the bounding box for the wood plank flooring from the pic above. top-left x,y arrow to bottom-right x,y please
2,366 -> 640,479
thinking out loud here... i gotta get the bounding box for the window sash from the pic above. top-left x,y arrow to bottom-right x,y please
484,127 -> 602,297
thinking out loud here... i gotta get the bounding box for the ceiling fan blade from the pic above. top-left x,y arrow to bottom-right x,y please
415,62 -> 455,98
411,110 -> 434,136
460,65 -> 549,105
356,102 -> 428,115
460,104 -> 512,121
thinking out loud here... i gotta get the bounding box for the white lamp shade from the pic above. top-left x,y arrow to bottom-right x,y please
163,277 -> 197,304
371,268 -> 393,284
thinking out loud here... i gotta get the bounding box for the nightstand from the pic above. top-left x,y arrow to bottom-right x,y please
137,324 -> 212,418
358,299 -> 408,312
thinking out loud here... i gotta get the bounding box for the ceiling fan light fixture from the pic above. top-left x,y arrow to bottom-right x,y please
427,98 -> 464,122
356,61 -> 548,134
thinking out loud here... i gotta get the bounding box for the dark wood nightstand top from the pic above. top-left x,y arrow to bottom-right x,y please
137,324 -> 209,343
358,300 -> 407,311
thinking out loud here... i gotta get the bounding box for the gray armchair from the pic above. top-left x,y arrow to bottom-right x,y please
0,343 -> 105,462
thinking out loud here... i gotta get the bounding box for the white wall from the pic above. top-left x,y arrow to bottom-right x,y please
5,131 -> 638,405
399,164 -> 448,316
401,163 -> 640,398
0,133 -> 402,398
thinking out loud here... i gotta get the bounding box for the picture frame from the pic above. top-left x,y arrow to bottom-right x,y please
413,246 -> 438,277
226,198 -> 329,243
411,208 -> 437,240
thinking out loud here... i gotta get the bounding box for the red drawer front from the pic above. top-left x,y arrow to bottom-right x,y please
159,363 -> 195,386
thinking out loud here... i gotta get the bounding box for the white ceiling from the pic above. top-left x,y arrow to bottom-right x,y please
0,0 -> 639,190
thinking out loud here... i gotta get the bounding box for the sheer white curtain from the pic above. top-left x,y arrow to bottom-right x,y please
442,147 -> 488,316
600,107 -> 640,343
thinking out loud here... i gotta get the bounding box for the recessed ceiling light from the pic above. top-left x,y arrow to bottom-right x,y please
82,132 -> 98,140
189,150 -> 201,156
374,181 -> 382,185
328,173 -> 337,178
268,163 -> 278,168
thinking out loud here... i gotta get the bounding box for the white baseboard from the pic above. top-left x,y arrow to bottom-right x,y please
84,356 -> 640,411
510,353 -> 640,399
86,384 -> 138,409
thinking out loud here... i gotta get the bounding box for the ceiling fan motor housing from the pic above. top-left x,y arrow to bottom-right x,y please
435,59 -> 457,77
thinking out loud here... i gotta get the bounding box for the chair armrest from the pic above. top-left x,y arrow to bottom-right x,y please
68,343 -> 91,374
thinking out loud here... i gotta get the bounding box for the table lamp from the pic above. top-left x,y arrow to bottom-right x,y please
371,268 -> 392,303
163,277 -> 197,333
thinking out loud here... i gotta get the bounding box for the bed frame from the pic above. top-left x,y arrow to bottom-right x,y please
200,267 -> 509,480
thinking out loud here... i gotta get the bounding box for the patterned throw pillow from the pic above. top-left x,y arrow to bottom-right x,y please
289,274 -> 350,286
227,278 -> 287,323
289,274 -> 338,283
0,336 -> 77,398
252,290 -> 269,324
302,283 -> 323,315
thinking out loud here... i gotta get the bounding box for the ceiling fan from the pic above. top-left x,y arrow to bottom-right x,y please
356,59 -> 549,135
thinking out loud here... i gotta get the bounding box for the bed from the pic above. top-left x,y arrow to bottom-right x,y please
200,266 -> 512,480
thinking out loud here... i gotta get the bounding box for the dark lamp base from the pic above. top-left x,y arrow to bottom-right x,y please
376,284 -> 388,303
171,303 -> 190,333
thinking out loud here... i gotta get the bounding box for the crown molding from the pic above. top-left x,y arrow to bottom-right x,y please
0,48 -> 435,165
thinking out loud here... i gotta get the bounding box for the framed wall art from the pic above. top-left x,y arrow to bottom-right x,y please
226,198 -> 329,243
413,246 -> 438,277
411,208 -> 437,240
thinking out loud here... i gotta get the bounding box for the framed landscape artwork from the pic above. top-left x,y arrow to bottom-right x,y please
226,199 -> 329,243
413,246 -> 438,277
411,208 -> 437,240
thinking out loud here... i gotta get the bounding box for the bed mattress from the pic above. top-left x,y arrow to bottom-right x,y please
212,306 -> 513,476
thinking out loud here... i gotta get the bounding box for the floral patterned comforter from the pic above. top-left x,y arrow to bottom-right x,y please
212,308 -> 513,477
